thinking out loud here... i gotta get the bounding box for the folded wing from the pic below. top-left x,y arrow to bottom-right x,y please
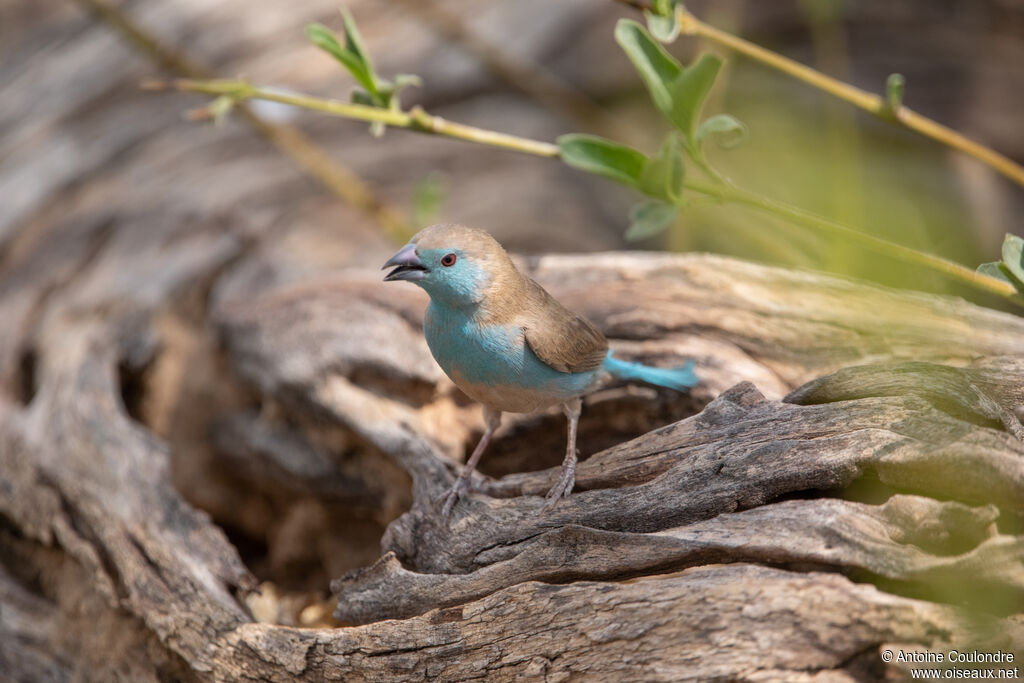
520,278 -> 608,373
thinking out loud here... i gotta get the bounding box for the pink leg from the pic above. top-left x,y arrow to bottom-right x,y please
541,397 -> 582,513
441,407 -> 502,517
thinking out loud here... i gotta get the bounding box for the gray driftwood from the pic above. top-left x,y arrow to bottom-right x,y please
4,239 -> 1024,680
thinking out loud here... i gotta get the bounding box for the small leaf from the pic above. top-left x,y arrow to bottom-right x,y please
651,0 -> 673,15
558,134 -> 647,189
886,73 -> 905,112
626,201 -> 678,241
1001,234 -> 1024,283
351,90 -> 387,135
306,23 -> 376,95
614,21 -> 725,147
351,90 -> 375,107
644,4 -> 679,42
614,20 -> 682,121
668,53 -> 723,144
340,8 -> 379,95
393,73 -> 423,90
381,74 -> 423,111
639,134 -> 685,202
977,262 -> 1015,285
209,95 -> 235,126
696,113 -> 748,149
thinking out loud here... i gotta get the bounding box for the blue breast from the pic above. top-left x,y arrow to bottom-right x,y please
424,302 -> 597,411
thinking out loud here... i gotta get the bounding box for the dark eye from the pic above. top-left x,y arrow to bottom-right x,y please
441,253 -> 457,267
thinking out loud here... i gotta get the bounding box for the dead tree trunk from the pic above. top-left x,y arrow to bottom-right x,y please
2,241 -> 1024,681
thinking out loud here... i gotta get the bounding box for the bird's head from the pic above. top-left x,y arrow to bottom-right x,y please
382,224 -> 514,308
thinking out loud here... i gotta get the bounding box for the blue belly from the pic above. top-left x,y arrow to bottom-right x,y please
424,303 -> 597,411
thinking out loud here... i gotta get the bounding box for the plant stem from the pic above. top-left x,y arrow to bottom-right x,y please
684,179 -> 1022,303
169,79 -> 561,158
670,6 -> 1024,189
166,77 -> 1020,306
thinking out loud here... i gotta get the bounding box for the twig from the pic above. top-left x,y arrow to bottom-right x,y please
75,0 -> 412,240
688,179 -> 1021,302
160,77 -> 1020,306
163,79 -> 560,158
659,3 -> 1024,189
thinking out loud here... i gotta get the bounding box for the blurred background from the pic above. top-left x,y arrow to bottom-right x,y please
3,0 -> 1022,297
2,0 -> 1023,599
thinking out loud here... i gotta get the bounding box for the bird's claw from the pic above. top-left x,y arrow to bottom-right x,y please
438,478 -> 470,518
540,470 -> 575,514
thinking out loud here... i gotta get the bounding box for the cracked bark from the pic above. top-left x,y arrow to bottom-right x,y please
3,235 -> 1024,680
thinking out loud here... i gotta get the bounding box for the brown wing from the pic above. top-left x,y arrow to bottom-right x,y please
520,278 -> 608,373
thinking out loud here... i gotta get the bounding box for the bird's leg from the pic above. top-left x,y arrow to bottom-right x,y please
440,407 -> 502,518
542,397 -> 582,513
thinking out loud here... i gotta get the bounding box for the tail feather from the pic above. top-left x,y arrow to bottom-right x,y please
602,350 -> 698,392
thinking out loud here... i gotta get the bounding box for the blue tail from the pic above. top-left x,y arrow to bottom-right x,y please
602,350 -> 698,392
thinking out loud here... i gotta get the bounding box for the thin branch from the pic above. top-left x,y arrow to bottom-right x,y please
689,180 -> 1022,303
666,4 -> 1024,188
163,79 -> 561,158
75,0 -> 412,240
161,77 -> 1021,307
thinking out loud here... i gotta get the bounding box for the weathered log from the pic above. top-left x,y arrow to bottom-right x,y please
3,247 -> 1024,680
332,494 -> 1019,625
211,564 -> 1024,682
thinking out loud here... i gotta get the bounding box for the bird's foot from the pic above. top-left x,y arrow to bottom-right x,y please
540,468 -> 575,514
438,477 -> 471,518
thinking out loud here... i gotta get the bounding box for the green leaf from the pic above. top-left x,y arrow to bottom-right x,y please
668,53 -> 723,144
644,3 -> 679,42
558,134 -> 648,188
639,134 -> 685,202
626,201 -> 678,241
339,8 -> 379,95
394,73 -> 423,90
696,113 -> 748,149
208,95 -> 235,127
350,90 -> 375,106
350,90 -> 388,135
614,22 -> 724,146
306,22 -> 376,95
614,20 -> 682,121
977,262 -> 1016,286
1001,234 -> 1024,283
380,74 -> 423,111
308,13 -> 422,137
886,73 -> 905,112
651,0 -> 673,15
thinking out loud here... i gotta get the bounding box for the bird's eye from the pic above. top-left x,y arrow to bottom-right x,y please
441,253 -> 457,267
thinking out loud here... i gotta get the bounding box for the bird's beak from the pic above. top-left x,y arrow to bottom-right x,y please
382,243 -> 427,281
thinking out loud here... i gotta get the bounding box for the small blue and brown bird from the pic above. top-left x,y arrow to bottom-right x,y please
383,224 -> 697,516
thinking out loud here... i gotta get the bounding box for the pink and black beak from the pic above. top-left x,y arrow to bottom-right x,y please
382,243 -> 427,282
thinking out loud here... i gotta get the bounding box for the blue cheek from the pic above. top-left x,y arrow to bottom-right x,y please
417,249 -> 483,306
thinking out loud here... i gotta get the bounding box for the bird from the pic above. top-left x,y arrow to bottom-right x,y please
382,224 -> 698,516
